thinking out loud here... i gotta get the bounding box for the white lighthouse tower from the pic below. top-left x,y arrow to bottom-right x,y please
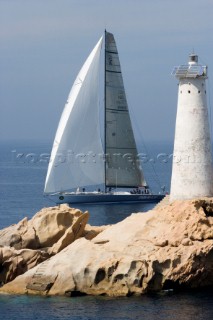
170,54 -> 213,201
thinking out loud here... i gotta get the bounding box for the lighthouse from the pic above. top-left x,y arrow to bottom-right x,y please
170,54 -> 213,201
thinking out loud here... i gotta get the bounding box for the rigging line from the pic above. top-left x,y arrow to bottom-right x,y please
135,124 -> 162,188
128,104 -> 163,189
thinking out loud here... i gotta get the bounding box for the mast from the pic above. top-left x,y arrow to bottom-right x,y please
104,29 -> 107,193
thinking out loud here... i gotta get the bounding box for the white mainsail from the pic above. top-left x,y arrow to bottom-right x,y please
105,32 -> 146,187
44,36 -> 104,193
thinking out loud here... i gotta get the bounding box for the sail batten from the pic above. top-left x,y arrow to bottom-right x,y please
106,70 -> 122,74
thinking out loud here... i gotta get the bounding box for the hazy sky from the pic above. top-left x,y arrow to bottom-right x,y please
1,0 -> 213,144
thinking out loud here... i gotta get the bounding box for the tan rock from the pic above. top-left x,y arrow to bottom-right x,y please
49,211 -> 90,255
0,246 -> 49,284
83,224 -> 109,240
0,205 -> 89,250
0,205 -> 91,284
0,217 -> 28,249
181,238 -> 193,246
0,198 -> 213,296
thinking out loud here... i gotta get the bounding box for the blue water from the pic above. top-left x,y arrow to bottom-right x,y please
0,290 -> 212,320
0,140 -> 172,227
0,140 -> 212,320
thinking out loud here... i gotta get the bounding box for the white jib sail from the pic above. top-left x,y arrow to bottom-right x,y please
44,36 -> 104,193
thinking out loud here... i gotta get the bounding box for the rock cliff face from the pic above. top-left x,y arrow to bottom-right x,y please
0,205 -> 106,285
0,204 -> 90,250
0,198 -> 213,296
0,246 -> 49,284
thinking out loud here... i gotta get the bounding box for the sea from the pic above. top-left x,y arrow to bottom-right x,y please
0,140 -> 212,320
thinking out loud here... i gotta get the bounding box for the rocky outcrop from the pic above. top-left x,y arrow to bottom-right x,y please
0,205 -> 94,285
0,205 -> 90,251
48,209 -> 90,255
0,246 -> 49,284
0,198 -> 213,296
82,224 -> 108,240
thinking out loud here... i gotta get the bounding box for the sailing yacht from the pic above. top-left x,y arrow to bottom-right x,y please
44,31 -> 164,204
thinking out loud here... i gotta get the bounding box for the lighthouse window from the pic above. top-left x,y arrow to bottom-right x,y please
198,90 -> 200,93
205,90 -> 206,94
188,90 -> 191,93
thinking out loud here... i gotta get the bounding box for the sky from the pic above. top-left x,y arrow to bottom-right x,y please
1,0 -> 213,144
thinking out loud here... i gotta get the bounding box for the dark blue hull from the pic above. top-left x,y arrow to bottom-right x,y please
46,192 -> 164,205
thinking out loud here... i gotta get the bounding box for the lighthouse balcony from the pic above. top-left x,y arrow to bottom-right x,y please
172,65 -> 207,79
